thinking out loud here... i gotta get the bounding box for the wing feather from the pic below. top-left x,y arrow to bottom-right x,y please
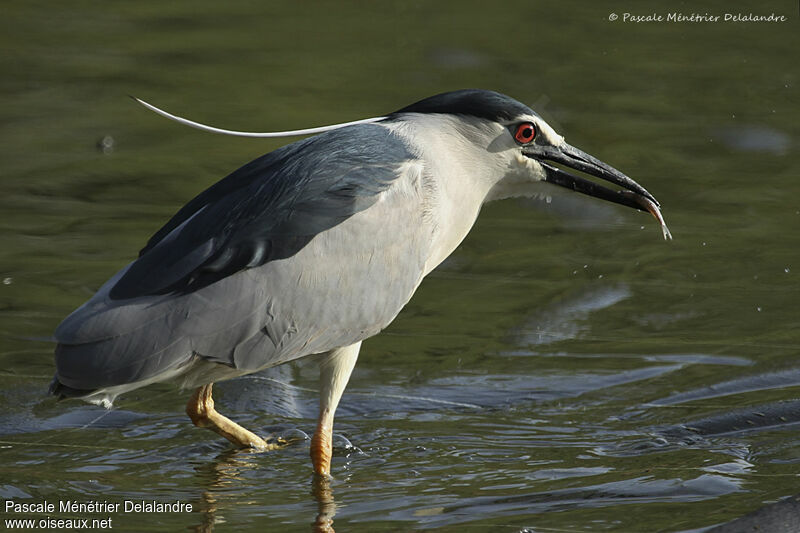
109,123 -> 411,299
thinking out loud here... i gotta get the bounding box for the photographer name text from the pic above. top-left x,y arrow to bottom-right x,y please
4,500 -> 193,530
610,12 -> 788,23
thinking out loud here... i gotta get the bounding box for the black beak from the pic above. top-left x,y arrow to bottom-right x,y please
523,142 -> 672,239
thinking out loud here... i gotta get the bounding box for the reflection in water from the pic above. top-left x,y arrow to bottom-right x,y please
194,490 -> 216,533
192,450 -> 260,533
715,124 -> 791,155
649,368 -> 800,406
406,474 -> 743,528
312,476 -> 337,533
189,449 -> 338,533
512,284 -> 631,347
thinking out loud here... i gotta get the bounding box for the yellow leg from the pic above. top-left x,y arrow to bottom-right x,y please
186,383 -> 283,450
310,342 -> 361,476
310,419 -> 333,477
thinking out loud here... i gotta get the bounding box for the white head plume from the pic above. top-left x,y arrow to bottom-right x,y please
131,96 -> 388,138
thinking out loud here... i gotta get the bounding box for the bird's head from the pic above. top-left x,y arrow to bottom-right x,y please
390,89 -> 672,239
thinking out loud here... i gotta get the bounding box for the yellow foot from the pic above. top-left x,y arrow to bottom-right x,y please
187,383 -> 294,451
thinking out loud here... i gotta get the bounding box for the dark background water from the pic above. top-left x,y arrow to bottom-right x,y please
1,1 -> 798,531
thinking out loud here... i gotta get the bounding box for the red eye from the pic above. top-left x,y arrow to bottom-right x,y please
514,122 -> 536,144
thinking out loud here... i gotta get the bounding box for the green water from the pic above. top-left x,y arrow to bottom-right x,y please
1,1 -> 798,531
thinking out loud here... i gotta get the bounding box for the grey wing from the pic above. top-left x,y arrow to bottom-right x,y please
110,123 -> 413,299
53,123 -> 430,396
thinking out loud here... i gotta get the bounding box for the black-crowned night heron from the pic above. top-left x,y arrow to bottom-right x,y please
50,89 -> 670,476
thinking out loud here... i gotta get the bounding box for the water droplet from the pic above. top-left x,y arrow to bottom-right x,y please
96,135 -> 115,154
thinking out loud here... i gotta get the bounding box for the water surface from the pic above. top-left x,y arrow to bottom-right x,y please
1,1 -> 798,531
